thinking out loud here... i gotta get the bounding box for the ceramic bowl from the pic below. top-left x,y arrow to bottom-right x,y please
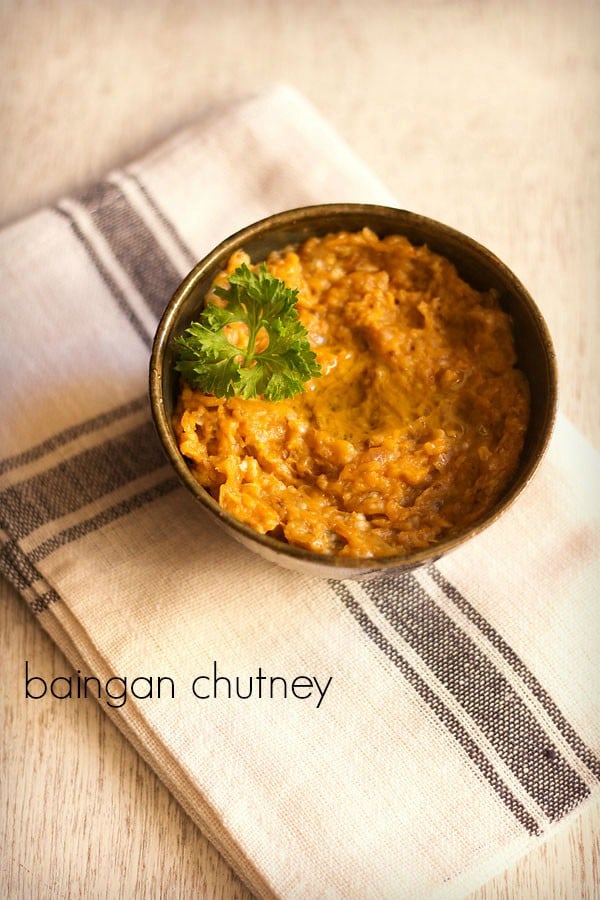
149,204 -> 557,580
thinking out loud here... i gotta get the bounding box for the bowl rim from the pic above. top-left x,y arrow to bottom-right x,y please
149,202 -> 558,572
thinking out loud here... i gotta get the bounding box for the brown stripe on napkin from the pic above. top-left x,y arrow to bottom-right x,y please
28,591 -> 59,614
77,180 -> 183,320
122,169 -> 197,270
0,535 -> 43,590
0,181 -> 189,577
330,580 -> 541,835
0,421 -> 166,541
0,176 -> 187,487
54,205 -> 154,348
0,175 -> 190,481
427,564 -> 600,781
29,476 -> 179,564
0,536 -> 60,611
0,395 -> 149,477
361,575 -> 590,820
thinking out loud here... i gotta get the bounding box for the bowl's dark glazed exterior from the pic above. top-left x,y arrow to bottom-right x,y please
149,204 -> 557,580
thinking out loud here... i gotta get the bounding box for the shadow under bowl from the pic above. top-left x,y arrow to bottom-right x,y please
149,204 -> 557,580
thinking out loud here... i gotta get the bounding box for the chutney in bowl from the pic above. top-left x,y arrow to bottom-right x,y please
150,204 -> 557,579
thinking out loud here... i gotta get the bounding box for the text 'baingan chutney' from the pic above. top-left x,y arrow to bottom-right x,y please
173,228 -> 530,558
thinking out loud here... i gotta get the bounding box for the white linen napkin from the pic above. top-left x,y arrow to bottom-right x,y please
1,84 -> 598,899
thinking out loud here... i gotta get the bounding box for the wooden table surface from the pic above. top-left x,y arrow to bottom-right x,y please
1,1 -> 598,897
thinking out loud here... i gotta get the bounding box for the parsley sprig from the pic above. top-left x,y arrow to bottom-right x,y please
174,263 -> 321,401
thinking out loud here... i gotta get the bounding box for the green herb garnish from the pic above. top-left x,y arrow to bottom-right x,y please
174,263 -> 321,400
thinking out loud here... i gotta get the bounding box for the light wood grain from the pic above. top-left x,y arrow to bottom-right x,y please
1,0 -> 598,897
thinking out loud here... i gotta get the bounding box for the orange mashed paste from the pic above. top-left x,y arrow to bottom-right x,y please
174,229 -> 530,558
